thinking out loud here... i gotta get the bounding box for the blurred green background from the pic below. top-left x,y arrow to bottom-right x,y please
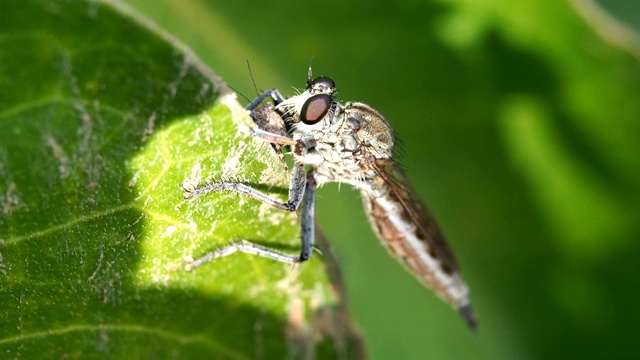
123,1 -> 640,359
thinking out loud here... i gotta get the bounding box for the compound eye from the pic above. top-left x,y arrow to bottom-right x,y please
301,94 -> 331,124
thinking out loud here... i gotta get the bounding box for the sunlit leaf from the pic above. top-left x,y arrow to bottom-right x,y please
0,1 -> 365,358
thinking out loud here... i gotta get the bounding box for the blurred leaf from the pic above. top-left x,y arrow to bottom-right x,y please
0,1 -> 365,358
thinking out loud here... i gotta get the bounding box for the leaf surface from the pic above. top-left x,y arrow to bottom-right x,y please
0,1 -> 364,358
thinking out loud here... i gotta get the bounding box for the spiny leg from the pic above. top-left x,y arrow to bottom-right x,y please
187,240 -> 300,269
183,154 -> 311,265
184,162 -> 307,211
185,90 -> 316,267
187,172 -> 317,269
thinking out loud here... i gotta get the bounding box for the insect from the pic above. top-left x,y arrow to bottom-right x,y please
183,68 -> 477,329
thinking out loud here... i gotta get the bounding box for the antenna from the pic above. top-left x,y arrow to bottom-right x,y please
246,59 -> 261,96
226,60 -> 259,104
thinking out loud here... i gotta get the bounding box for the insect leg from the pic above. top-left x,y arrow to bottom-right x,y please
187,171 -> 317,268
184,161 -> 307,212
250,127 -> 297,146
245,89 -> 285,111
185,89 -> 316,267
298,172 -> 316,261
187,240 -> 301,268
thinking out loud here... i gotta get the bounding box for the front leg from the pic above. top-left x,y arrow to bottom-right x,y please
184,162 -> 306,211
245,88 -> 285,110
184,89 -> 317,267
183,149 -> 312,265
187,171 -> 317,268
184,104 -> 309,210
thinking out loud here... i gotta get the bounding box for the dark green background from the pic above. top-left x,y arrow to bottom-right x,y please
122,0 -> 640,359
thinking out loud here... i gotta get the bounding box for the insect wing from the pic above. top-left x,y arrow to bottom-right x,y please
372,158 -> 459,274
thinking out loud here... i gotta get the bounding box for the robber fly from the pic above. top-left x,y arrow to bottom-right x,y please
183,68 -> 476,329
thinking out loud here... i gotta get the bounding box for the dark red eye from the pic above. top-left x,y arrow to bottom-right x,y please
301,94 -> 331,124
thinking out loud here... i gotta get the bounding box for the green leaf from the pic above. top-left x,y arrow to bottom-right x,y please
0,1 -> 365,358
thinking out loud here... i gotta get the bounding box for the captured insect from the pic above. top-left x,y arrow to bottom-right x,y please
183,67 -> 477,329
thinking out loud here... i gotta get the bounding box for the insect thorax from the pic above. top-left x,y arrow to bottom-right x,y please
295,101 -> 395,190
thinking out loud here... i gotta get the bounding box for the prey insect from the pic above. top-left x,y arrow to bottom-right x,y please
183,68 -> 477,329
